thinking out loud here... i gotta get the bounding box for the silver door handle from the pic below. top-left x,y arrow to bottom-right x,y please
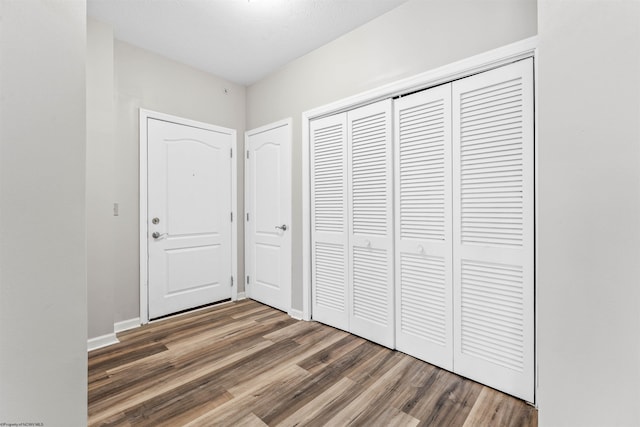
152,232 -> 168,239
275,224 -> 287,231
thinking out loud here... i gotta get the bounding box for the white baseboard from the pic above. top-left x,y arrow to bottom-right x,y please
236,292 -> 246,300
114,317 -> 140,333
288,308 -> 304,320
87,333 -> 119,352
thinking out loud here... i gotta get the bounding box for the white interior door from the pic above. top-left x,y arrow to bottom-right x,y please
452,58 -> 535,402
245,119 -> 291,312
310,113 -> 349,330
147,118 -> 233,319
394,84 -> 453,369
347,99 -> 395,348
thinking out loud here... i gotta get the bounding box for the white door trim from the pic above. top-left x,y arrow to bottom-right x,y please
244,118 -> 293,314
139,109 -> 238,324
302,36 -> 537,322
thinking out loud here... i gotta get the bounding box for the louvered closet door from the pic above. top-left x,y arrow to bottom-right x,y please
452,58 -> 534,402
394,84 -> 453,370
347,99 -> 394,347
311,113 -> 349,330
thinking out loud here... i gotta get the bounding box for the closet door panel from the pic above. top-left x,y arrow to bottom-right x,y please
452,58 -> 534,402
311,114 -> 349,330
348,99 -> 395,347
394,84 -> 453,370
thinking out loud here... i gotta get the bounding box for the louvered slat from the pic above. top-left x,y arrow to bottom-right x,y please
315,242 -> 346,311
313,123 -> 345,233
352,247 -> 388,326
459,78 -> 524,248
399,253 -> 446,344
399,99 -> 446,241
351,112 -> 388,236
460,260 -> 524,372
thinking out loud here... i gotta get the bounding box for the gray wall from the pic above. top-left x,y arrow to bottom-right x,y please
87,18 -> 116,339
0,0 -> 88,425
246,0 -> 538,310
537,1 -> 640,426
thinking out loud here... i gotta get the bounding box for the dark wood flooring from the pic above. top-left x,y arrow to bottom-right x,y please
88,299 -> 537,426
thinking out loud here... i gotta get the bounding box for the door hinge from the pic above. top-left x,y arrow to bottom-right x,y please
246,212 -> 249,221
230,148 -> 233,158
231,212 -> 233,222
246,150 -> 250,159
230,276 -> 234,287
247,275 -> 250,284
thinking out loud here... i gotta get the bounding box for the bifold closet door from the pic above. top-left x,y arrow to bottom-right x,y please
394,84 -> 453,370
311,114 -> 349,331
347,99 -> 394,347
452,58 -> 534,402
311,100 -> 394,346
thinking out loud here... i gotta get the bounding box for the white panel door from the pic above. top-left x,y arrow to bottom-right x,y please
245,120 -> 291,312
452,58 -> 535,402
394,84 -> 453,369
347,99 -> 395,348
310,113 -> 349,330
147,118 -> 232,319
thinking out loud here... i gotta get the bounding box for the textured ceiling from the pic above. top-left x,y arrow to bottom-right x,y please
88,0 -> 409,85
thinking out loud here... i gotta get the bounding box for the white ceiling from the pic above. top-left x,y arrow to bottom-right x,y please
87,0 -> 409,86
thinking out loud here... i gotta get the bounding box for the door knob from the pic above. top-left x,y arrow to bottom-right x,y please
152,217 -> 160,224
152,232 -> 167,239
275,224 -> 287,231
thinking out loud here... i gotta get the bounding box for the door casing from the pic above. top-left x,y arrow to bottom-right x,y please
139,109 -> 238,324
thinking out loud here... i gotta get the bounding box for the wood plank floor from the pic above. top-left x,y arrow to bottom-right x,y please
88,299 -> 537,426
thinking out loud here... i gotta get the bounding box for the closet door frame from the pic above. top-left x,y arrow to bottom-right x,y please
302,36 -> 538,399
